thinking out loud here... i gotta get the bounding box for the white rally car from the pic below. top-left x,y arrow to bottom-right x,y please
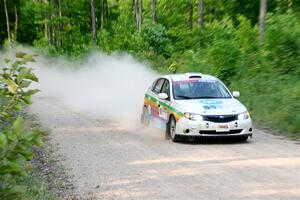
141,73 -> 253,142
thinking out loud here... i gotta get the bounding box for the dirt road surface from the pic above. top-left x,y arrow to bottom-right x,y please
30,97 -> 300,200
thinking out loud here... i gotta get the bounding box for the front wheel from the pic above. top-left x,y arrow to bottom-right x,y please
168,116 -> 178,142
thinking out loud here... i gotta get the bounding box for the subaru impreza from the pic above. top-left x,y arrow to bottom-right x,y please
141,73 -> 253,142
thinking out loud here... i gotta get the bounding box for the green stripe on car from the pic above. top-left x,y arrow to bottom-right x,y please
145,94 -> 184,117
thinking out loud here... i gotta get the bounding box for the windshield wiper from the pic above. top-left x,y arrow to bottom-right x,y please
193,96 -> 219,99
175,95 -> 193,99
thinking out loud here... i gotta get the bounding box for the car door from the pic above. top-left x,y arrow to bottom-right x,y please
147,78 -> 168,129
158,79 -> 171,123
148,78 -> 164,120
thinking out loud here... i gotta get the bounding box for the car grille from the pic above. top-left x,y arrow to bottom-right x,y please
199,129 -> 243,134
203,115 -> 238,123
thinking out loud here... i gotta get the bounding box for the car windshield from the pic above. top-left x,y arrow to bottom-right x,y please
172,80 -> 232,100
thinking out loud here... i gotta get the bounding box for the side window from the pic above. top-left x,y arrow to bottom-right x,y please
152,79 -> 164,94
161,80 -> 170,98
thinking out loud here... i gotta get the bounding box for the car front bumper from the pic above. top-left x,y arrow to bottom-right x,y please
175,117 -> 253,137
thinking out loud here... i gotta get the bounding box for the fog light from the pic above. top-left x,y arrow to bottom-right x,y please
235,122 -> 238,127
184,129 -> 190,134
206,123 -> 209,128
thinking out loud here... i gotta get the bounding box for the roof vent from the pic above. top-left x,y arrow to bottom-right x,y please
189,75 -> 202,79
186,73 -> 202,79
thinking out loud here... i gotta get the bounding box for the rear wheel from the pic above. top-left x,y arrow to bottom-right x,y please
168,116 -> 178,142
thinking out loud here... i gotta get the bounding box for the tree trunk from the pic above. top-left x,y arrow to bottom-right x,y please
100,0 -> 108,28
53,0 -> 62,47
53,0 -> 58,47
134,0 -> 139,28
58,0 -> 63,47
44,0 -> 47,41
259,0 -> 267,42
134,0 -> 142,31
198,0 -> 204,31
189,0 -> 193,31
13,0 -> 19,41
133,0 -> 136,20
90,0 -> 97,47
46,0 -> 52,45
101,0 -> 104,28
138,0 -> 142,31
152,0 -> 157,23
3,0 -> 11,44
104,0 -> 108,22
53,0 -> 63,47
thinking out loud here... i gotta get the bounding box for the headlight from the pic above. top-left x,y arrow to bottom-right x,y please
184,113 -> 203,121
238,112 -> 250,120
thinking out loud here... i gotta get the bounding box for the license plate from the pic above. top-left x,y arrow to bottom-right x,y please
216,124 -> 230,132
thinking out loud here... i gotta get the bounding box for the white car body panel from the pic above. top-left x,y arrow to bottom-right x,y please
142,73 -> 253,139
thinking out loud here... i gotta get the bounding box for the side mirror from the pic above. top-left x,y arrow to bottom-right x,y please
232,91 -> 240,98
158,93 -> 168,100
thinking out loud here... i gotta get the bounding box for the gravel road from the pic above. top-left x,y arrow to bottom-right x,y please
30,97 -> 300,200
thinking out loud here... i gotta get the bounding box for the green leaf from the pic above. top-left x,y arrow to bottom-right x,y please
21,151 -> 33,160
23,54 -> 36,62
17,67 -> 38,82
15,52 -> 27,58
12,117 -> 24,136
14,103 -> 22,111
25,89 -> 40,96
22,96 -> 31,104
3,78 -> 18,94
0,112 -> 9,118
0,133 -> 7,151
0,160 -> 24,175
6,130 -> 17,142
23,130 -> 43,147
17,67 -> 31,81
2,67 -> 9,72
0,95 -> 8,107
12,60 -> 22,69
4,58 -> 10,63
33,136 -> 43,147
9,185 -> 27,198
0,185 -> 26,199
22,130 -> 37,141
19,80 -> 31,88
25,72 -> 39,82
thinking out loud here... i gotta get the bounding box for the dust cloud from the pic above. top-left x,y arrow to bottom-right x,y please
0,47 -> 158,127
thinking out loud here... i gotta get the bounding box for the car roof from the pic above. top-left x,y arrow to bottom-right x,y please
161,73 -> 218,82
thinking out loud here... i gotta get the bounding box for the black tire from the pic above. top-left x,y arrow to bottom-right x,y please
165,120 -> 171,140
168,116 -> 178,142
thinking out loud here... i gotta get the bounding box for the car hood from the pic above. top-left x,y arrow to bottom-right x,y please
172,98 -> 247,115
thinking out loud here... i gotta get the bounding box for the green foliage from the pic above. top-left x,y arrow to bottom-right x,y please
203,19 -> 240,84
235,16 -> 261,76
142,20 -> 170,56
230,75 -> 300,135
0,53 -> 43,199
264,11 -> 300,75
16,172 -> 58,200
